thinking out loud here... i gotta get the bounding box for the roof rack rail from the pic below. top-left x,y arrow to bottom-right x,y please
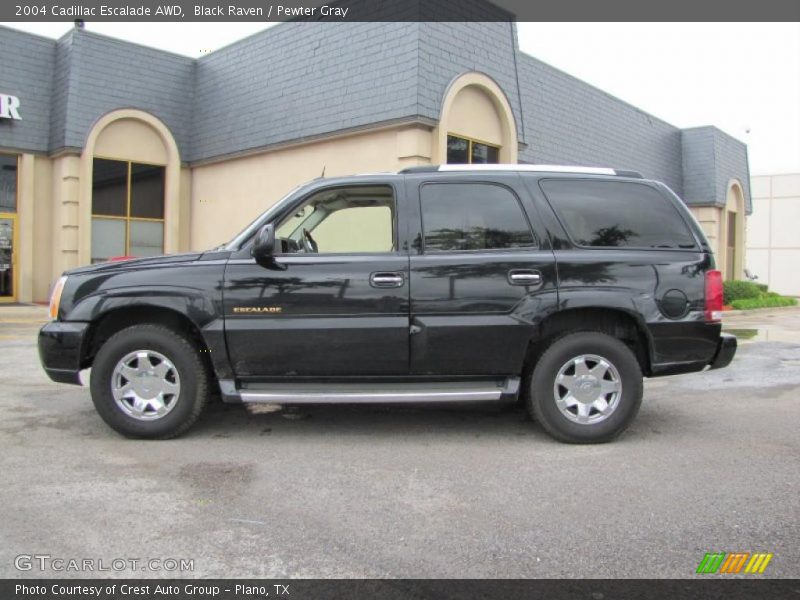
398,164 -> 644,178
610,169 -> 644,179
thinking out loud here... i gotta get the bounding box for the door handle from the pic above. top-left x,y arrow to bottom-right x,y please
508,270 -> 542,286
370,272 -> 405,288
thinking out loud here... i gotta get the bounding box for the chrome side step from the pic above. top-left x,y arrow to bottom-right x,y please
220,378 -> 519,404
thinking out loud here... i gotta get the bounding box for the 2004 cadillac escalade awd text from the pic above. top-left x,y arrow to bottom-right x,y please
38,165 -> 737,443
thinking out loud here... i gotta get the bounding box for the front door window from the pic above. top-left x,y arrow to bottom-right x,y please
275,185 -> 396,254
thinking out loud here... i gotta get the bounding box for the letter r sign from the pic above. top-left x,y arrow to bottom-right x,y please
0,94 -> 22,120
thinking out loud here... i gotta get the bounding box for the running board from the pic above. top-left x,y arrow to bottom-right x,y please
219,378 -> 520,404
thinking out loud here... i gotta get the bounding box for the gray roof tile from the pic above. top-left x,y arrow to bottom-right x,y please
0,21 -> 750,210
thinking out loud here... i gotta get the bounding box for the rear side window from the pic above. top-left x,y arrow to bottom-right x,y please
420,183 -> 535,252
540,179 -> 697,249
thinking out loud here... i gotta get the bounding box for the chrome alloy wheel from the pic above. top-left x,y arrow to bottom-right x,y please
553,354 -> 622,424
111,350 -> 181,421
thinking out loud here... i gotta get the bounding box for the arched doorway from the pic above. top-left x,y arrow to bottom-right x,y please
723,180 -> 746,280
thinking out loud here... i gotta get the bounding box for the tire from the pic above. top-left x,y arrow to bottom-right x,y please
90,324 -> 209,439
527,331 -> 643,444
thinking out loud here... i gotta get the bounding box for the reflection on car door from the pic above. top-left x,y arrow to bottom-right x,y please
223,182 -> 410,378
407,176 -> 558,376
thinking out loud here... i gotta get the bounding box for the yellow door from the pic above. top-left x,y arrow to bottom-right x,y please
0,213 -> 17,302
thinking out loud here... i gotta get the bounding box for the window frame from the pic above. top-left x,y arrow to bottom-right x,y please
271,183 -> 401,257
418,180 -> 538,255
446,134 -> 500,165
538,177 -> 701,252
91,156 -> 166,260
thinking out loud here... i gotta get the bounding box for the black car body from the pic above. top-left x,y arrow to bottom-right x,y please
39,165 -> 736,442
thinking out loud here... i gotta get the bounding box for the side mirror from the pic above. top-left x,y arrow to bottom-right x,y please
251,224 -> 276,266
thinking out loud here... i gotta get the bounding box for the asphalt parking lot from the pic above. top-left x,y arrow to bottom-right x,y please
1,307 -> 799,579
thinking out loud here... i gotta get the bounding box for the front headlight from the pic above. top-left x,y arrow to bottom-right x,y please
48,275 -> 68,320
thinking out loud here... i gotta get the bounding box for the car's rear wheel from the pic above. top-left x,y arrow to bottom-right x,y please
528,331 -> 643,443
90,324 -> 209,439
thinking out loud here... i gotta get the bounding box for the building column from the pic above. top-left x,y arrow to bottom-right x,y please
689,206 -> 722,262
51,154 -> 81,276
16,154 -> 34,302
396,126 -> 433,169
178,166 -> 193,253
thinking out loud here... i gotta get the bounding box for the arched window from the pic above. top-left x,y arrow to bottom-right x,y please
436,73 -> 517,165
79,110 -> 181,265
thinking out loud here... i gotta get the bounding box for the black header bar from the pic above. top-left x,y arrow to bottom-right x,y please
3,0 -> 799,22
3,579 -> 800,600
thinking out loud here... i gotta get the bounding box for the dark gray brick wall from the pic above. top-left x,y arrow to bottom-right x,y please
0,26 -> 55,153
0,22 -> 751,214
190,22 -> 420,162
681,127 -> 716,204
49,31 -> 74,151
58,30 -> 195,159
517,53 -> 684,195
713,128 -> 751,213
682,126 -> 751,212
417,21 -> 524,143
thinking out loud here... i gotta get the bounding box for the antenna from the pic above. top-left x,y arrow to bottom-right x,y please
320,166 -> 326,178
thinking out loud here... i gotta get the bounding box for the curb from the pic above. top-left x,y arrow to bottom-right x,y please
723,305 -> 800,316
0,304 -> 49,321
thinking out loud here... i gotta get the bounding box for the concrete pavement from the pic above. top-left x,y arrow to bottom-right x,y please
1,306 -> 798,578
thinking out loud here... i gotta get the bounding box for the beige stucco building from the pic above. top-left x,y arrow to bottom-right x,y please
0,22 -> 751,304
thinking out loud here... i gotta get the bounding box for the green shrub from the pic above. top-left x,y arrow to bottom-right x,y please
723,280 -> 764,304
730,296 -> 798,310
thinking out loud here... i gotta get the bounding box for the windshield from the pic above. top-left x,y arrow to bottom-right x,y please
223,184 -> 305,251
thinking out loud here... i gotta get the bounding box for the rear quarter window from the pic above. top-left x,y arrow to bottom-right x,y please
539,179 -> 697,249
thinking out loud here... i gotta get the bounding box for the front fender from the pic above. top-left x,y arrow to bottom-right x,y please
66,286 -> 217,325
66,287 -> 232,380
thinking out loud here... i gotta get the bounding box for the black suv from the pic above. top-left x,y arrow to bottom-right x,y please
38,165 -> 736,443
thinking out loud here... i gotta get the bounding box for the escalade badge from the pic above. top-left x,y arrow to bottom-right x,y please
232,307 -> 283,314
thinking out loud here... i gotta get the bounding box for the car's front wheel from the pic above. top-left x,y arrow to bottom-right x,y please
90,324 -> 209,439
527,331 -> 643,443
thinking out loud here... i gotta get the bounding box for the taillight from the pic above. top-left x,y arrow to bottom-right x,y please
705,270 -> 723,323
